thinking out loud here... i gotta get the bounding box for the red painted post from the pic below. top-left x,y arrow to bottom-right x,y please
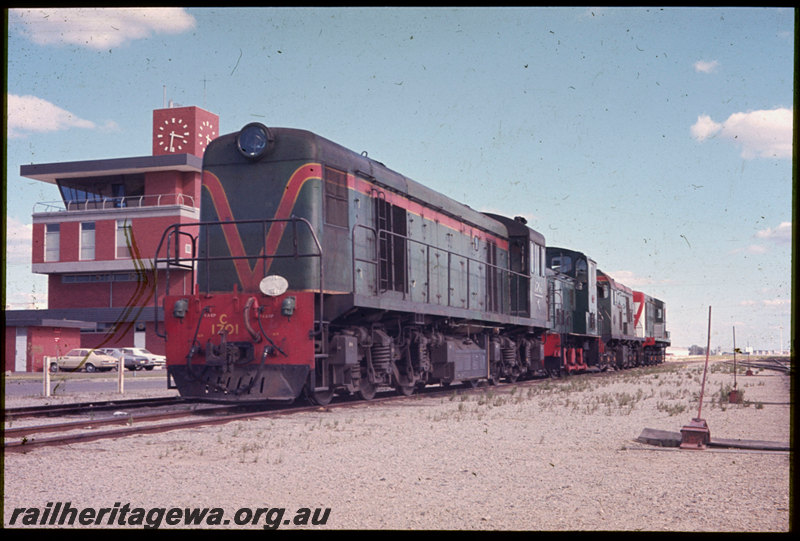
696,306 -> 712,419
680,306 -> 712,449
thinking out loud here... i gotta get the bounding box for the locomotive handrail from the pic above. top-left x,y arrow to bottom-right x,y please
352,223 -> 531,318
153,216 -> 324,339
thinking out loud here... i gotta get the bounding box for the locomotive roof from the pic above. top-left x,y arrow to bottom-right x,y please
482,213 -> 545,245
266,127 -> 509,239
597,269 -> 633,294
545,246 -> 597,264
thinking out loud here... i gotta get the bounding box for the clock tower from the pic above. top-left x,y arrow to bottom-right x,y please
152,105 -> 219,157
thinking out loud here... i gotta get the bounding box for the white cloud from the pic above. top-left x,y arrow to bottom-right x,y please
4,216 -> 48,310
10,7 -> 196,50
755,221 -> 792,244
690,108 -> 793,159
690,114 -> 721,141
5,293 -> 48,311
5,216 -> 33,265
694,60 -> 719,73
745,244 -> 767,254
7,94 -> 97,138
602,270 -> 651,288
763,298 -> 790,306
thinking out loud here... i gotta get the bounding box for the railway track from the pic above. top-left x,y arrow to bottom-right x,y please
720,357 -> 792,374
3,388 -> 423,453
3,396 -> 192,420
2,363 -> 682,453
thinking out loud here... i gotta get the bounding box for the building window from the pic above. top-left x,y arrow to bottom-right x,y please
45,223 -> 60,262
116,220 -> 132,259
80,222 -> 95,260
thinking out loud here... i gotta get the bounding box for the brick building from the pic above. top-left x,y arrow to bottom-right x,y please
4,105 -> 218,371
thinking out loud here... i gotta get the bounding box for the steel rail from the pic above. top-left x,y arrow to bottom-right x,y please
4,404 -> 237,439
3,396 -> 193,420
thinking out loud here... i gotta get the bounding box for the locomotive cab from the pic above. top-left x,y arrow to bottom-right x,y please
482,214 -> 548,328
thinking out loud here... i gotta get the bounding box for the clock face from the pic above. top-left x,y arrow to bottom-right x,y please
197,119 -> 217,152
156,117 -> 190,153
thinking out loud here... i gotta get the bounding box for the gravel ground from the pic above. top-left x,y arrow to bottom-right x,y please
3,359 -> 792,531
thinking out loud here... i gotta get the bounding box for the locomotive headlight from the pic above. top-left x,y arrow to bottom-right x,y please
236,123 -> 273,160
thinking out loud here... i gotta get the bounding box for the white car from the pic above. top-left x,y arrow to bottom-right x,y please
119,348 -> 166,370
50,348 -> 118,373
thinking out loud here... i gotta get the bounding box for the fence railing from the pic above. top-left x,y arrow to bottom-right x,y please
33,193 -> 196,214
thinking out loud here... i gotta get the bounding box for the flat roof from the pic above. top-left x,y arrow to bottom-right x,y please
5,306 -> 163,329
20,153 -> 203,184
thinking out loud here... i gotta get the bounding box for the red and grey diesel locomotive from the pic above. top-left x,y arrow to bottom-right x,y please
154,123 -> 670,404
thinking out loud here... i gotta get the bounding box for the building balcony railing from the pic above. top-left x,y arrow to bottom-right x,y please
33,193 -> 196,214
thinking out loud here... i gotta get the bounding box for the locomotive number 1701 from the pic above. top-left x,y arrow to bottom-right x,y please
210,313 -> 239,335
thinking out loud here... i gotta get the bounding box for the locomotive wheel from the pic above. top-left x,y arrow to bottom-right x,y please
306,386 -> 334,406
506,368 -> 520,383
358,380 -> 377,401
548,367 -> 565,378
395,384 -> 415,397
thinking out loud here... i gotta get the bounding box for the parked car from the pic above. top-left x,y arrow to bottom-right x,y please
119,348 -> 166,370
98,348 -> 150,371
50,348 -> 118,373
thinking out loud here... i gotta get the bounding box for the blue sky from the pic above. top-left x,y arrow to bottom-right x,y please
5,7 -> 794,351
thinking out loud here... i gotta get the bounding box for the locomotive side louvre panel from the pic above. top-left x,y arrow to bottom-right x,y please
320,165 -> 352,295
323,166 -> 348,228
350,173 -> 524,321
351,174 -> 378,296
375,196 -> 407,295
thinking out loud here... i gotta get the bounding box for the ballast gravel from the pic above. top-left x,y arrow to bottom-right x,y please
2,358 -> 791,531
